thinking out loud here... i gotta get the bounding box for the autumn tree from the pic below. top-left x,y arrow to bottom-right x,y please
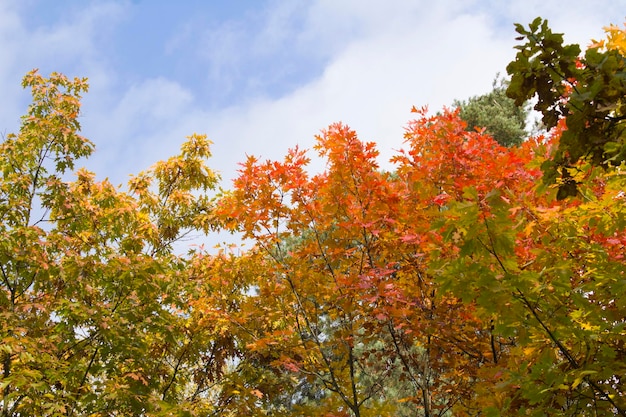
429,120 -> 626,416
215,115 -> 514,416
391,106 -> 543,416
217,127 -> 401,416
427,21 -> 626,414
0,71 -> 231,416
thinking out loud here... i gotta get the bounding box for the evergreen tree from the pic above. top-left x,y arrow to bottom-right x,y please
454,76 -> 530,147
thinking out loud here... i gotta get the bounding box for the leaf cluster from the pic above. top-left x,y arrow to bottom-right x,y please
507,17 -> 626,198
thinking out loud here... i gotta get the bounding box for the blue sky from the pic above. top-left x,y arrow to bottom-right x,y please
1,0 -> 624,192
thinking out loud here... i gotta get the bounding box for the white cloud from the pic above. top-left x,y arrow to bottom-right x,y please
81,77 -> 201,184
3,0 -> 625,191
116,78 -> 194,126
15,2 -> 126,76
196,0 -> 626,184
0,1 -> 128,135
202,1 -> 513,181
0,2 -> 25,134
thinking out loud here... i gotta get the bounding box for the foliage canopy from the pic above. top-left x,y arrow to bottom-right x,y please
507,17 -> 626,198
1,18 -> 625,417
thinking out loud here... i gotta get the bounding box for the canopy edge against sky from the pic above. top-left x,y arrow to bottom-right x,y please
1,0 -> 624,188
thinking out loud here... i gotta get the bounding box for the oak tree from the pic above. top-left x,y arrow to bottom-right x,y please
507,18 -> 626,198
